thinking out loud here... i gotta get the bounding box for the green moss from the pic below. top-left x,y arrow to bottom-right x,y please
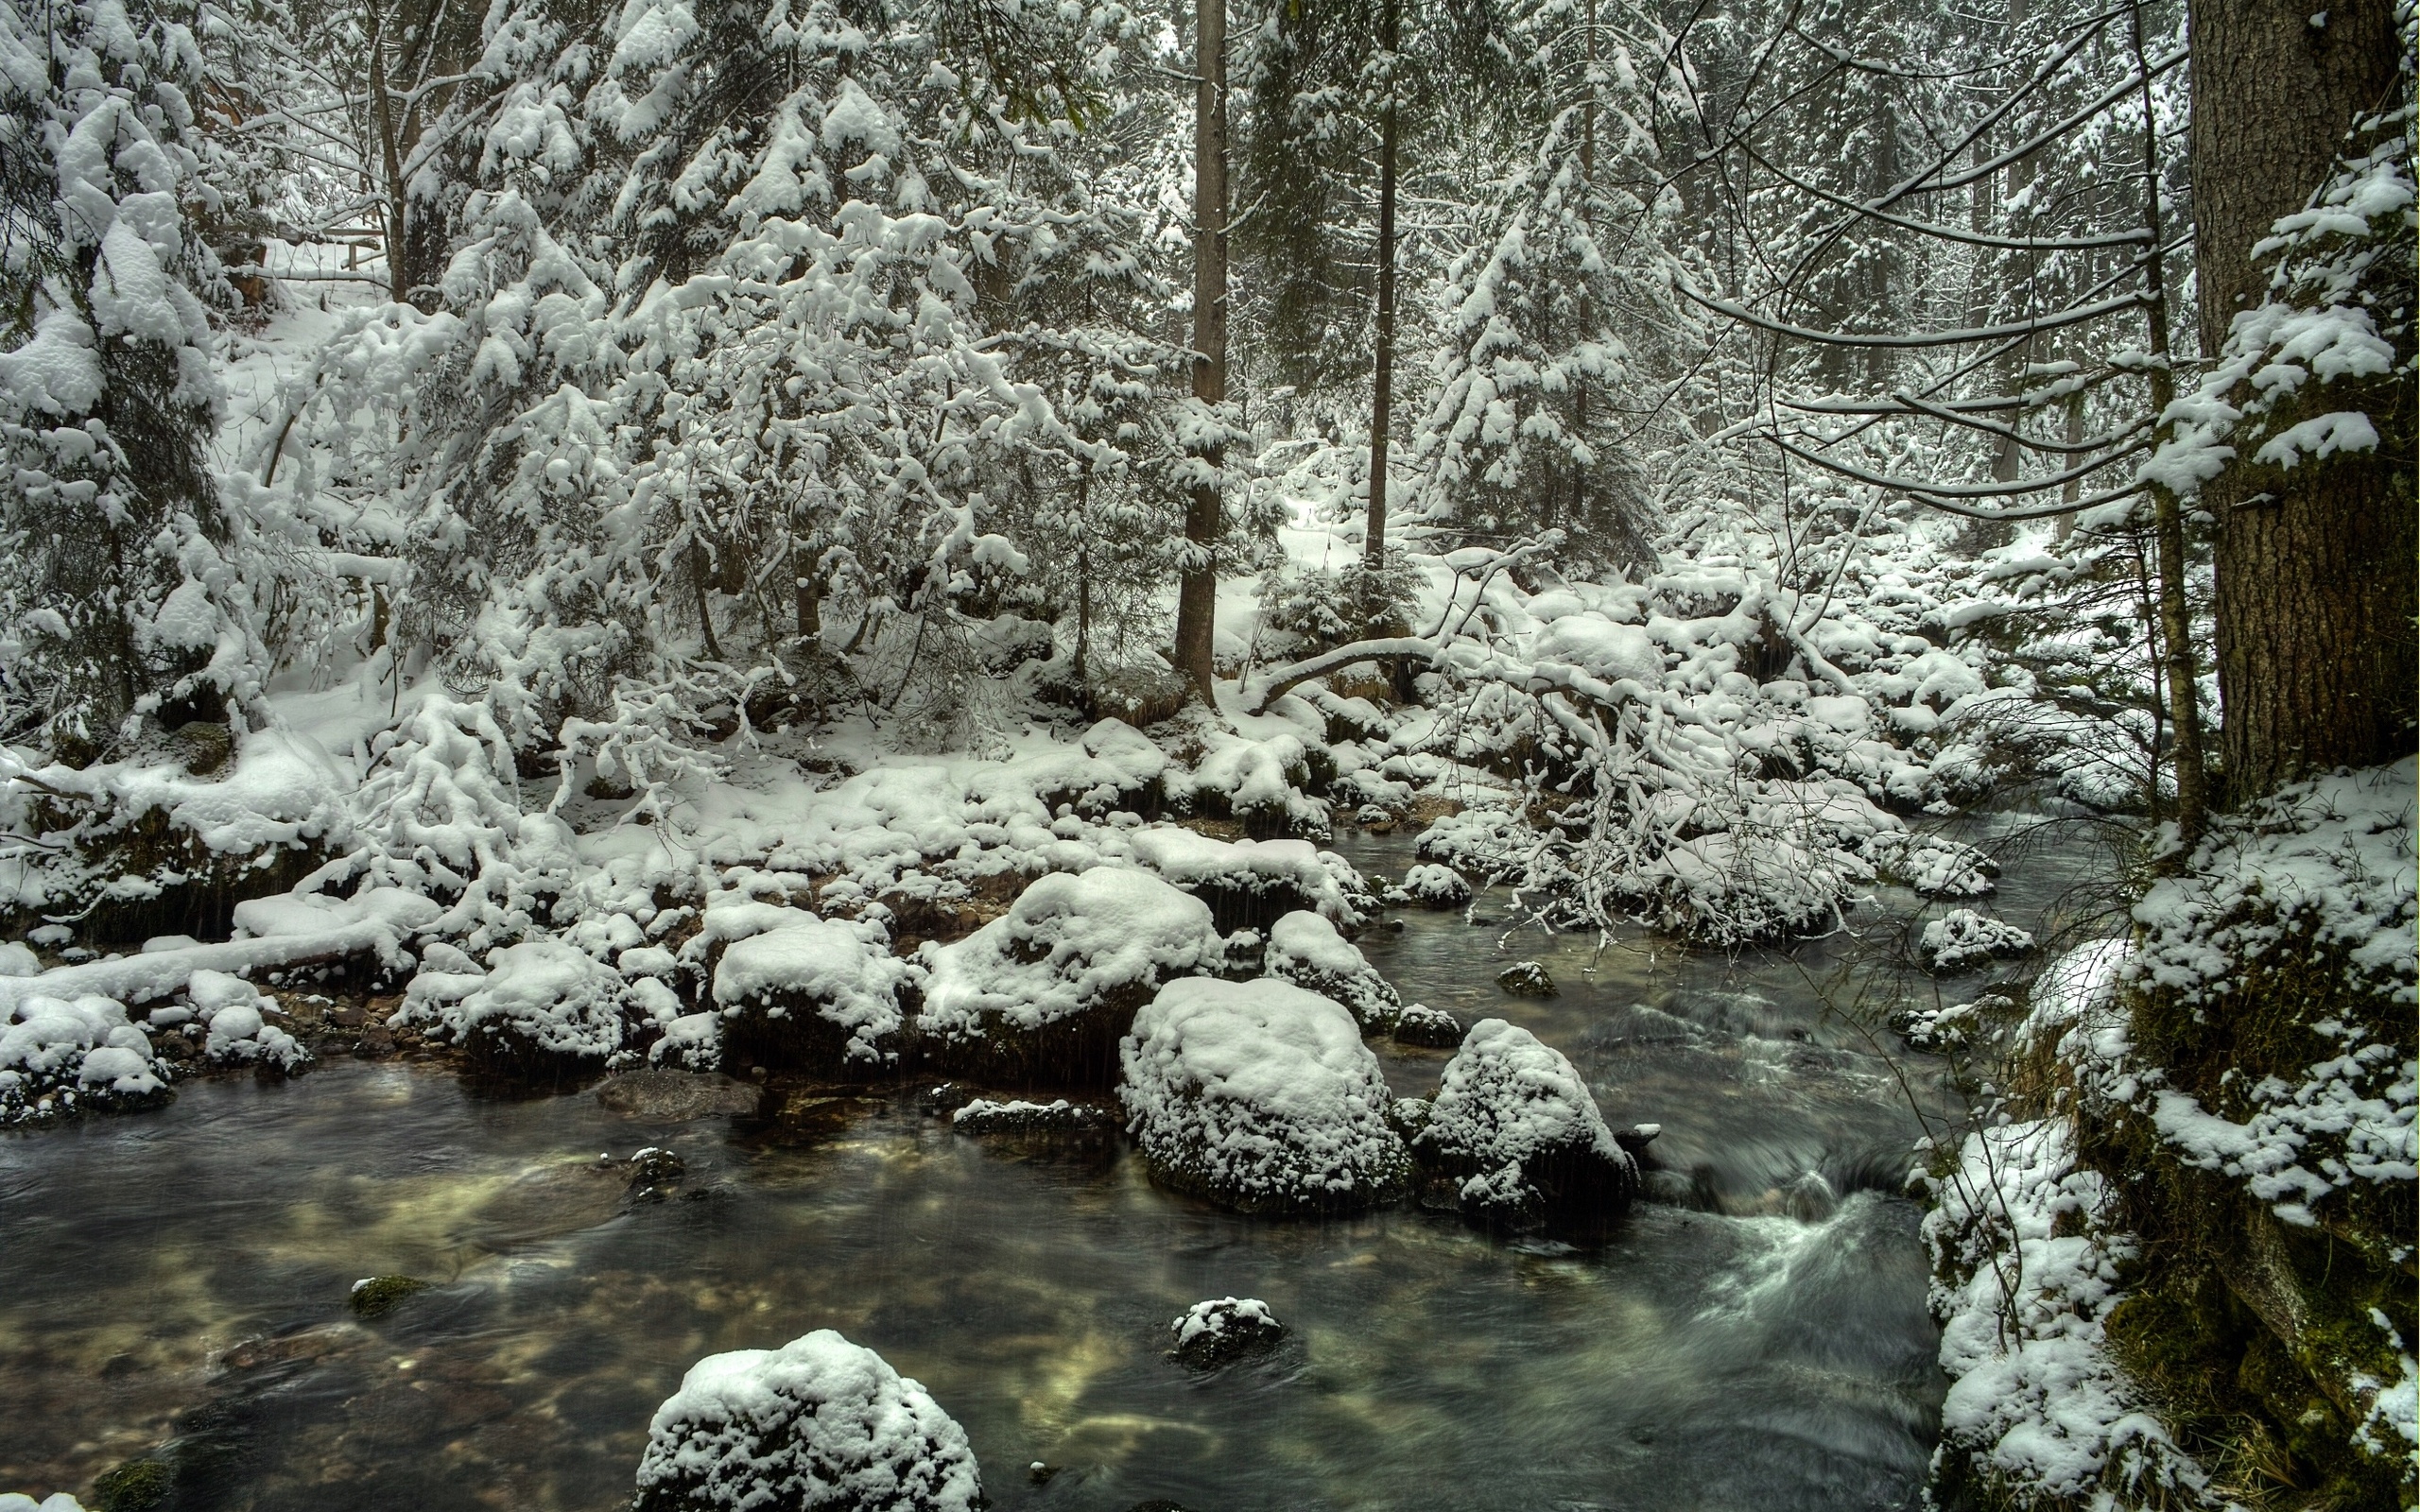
92,1457 -> 171,1512
348,1274 -> 427,1318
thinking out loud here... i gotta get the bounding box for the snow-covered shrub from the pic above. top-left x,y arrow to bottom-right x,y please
395,939 -> 631,1080
920,868 -> 1223,1086
1396,863 -> 1471,909
1262,911 -> 1399,1032
186,970 -> 310,1072
0,995 -> 169,1124
707,904 -> 910,1080
1119,977 -> 1409,1214
1410,1020 -> 1635,1231
1919,911 -> 2036,975
1168,1297 -> 1286,1368
632,1330 -> 982,1512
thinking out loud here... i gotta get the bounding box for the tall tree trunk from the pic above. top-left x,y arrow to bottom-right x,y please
2129,1 -> 2210,847
1172,0 -> 1229,701
1362,0 -> 1400,581
2189,0 -> 2413,800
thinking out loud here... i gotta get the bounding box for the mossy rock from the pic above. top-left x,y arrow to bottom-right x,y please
93,1456 -> 172,1512
349,1275 -> 427,1318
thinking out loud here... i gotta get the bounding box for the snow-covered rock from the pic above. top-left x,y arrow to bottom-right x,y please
632,1330 -> 982,1512
1129,830 -> 1372,932
397,939 -> 631,1079
919,868 -> 1223,1085
0,1494 -> 90,1512
1392,1002 -> 1464,1048
1411,1019 -> 1636,1231
1263,910 -> 1399,1032
1920,910 -> 2035,974
689,880 -> 912,1077
187,970 -> 310,1072
0,993 -> 168,1123
1397,863 -> 1472,909
1118,977 -> 1408,1214
650,1011 -> 723,1071
1496,961 -> 1556,997
949,1097 -> 1115,1135
1168,1297 -> 1286,1368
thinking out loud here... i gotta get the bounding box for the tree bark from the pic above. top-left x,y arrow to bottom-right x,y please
1363,0 -> 1400,580
1172,0 -> 1229,702
2189,0 -> 2413,799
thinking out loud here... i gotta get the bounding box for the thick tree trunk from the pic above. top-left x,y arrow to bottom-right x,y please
2190,0 -> 2413,799
1363,0 -> 1400,580
1172,0 -> 1229,702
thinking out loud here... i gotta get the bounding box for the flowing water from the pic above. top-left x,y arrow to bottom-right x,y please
0,817 -> 2119,1512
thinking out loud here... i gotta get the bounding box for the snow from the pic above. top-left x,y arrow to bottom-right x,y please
649,1011 -> 722,1070
708,906 -> 908,1068
1127,830 -> 1369,927
1395,863 -> 1471,908
920,868 -> 1222,1040
633,1330 -> 981,1512
1413,1019 -> 1633,1226
1262,910 -> 1399,1031
1,992 -> 167,1123
398,938 -> 631,1062
0,1497 -> 88,1512
1919,909 -> 2035,974
1118,977 -> 1408,1212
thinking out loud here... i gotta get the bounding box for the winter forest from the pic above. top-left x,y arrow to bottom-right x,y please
0,0 -> 2410,1506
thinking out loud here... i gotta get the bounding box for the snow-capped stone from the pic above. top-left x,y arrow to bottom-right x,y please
698,888 -> 910,1077
1921,909 -> 2036,974
650,1011 -> 722,1071
1119,977 -> 1409,1214
398,939 -> 631,1079
188,970 -> 310,1072
1411,1019 -> 1636,1231
632,1330 -> 981,1512
1129,829 -> 1371,932
0,993 -> 168,1123
919,868 -> 1223,1086
1496,961 -> 1557,997
1263,910 -> 1399,1032
1168,1297 -> 1286,1368
1392,1003 -> 1464,1048
949,1097 -> 1115,1135
1399,863 -> 1472,909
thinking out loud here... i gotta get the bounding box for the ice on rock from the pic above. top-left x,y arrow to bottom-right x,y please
1168,1297 -> 1286,1368
1412,1019 -> 1636,1231
920,868 -> 1223,1086
632,1330 -> 981,1512
1263,911 -> 1400,1032
1,993 -> 168,1123
398,939 -> 631,1079
1919,909 -> 2036,974
1118,977 -> 1409,1214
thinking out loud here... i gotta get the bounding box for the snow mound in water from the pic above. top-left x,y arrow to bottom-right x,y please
632,1329 -> 981,1512
1128,830 -> 1371,931
920,868 -> 1222,1083
397,939 -> 630,1074
1396,863 -> 1471,908
1169,1297 -> 1286,1367
1118,977 -> 1408,1213
1920,909 -> 2035,974
1413,1019 -> 1635,1230
0,993 -> 168,1123
1263,910 -> 1399,1031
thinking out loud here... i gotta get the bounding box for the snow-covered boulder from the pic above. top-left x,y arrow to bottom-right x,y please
1168,1297 -> 1286,1368
650,1012 -> 723,1071
1118,977 -> 1409,1214
1920,909 -> 2036,974
1129,829 -> 1373,933
919,868 -> 1224,1086
712,909 -> 909,1078
187,970 -> 310,1072
0,993 -> 169,1123
1411,1020 -> 1637,1232
1496,961 -> 1556,997
1263,911 -> 1399,1032
397,939 -> 631,1081
1392,1003 -> 1464,1048
632,1330 -> 981,1512
1395,863 -> 1471,909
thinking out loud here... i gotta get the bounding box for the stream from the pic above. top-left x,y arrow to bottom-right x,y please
0,817 -> 2118,1511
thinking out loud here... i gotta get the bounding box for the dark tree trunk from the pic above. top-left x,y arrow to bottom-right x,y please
1172,0 -> 1229,701
1363,0 -> 1400,579
2189,0 -> 2413,799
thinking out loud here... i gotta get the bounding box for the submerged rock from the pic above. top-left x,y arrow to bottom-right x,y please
91,1458 -> 169,1512
919,868 -> 1224,1087
1411,1020 -> 1636,1232
349,1276 -> 427,1319
1119,977 -> 1409,1215
1495,961 -> 1557,997
632,1330 -> 981,1512
949,1097 -> 1117,1136
1167,1297 -> 1287,1369
595,1068 -> 759,1121
1263,911 -> 1399,1032
1391,1003 -> 1464,1048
